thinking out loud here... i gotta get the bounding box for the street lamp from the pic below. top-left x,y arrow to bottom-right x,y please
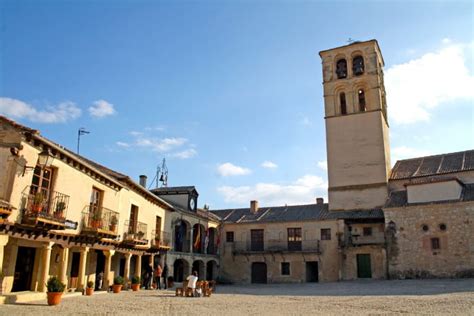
23,148 -> 55,175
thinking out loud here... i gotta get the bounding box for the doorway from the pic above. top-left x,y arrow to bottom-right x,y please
357,254 -> 372,278
69,252 -> 80,288
251,262 -> 267,284
305,261 -> 319,282
95,250 -> 105,290
12,247 -> 36,292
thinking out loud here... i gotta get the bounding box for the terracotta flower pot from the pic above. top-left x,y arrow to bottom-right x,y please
47,292 -> 63,306
112,284 -> 122,293
131,284 -> 140,291
86,288 -> 94,296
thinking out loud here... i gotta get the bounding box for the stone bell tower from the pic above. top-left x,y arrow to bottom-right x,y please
319,40 -> 391,211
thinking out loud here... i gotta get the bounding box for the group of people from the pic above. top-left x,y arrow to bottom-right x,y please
143,263 -> 168,290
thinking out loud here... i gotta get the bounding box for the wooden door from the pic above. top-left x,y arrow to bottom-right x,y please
251,262 -> 267,284
250,229 -> 264,251
12,247 -> 36,292
306,261 -> 319,282
357,254 -> 372,278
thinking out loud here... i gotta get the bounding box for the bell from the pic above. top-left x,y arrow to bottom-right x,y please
159,174 -> 165,182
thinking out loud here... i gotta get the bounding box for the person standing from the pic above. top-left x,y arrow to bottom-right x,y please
145,263 -> 153,289
154,264 -> 163,290
162,264 -> 169,289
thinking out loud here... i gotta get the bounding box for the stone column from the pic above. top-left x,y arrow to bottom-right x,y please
77,247 -> 89,291
38,242 -> 54,292
124,253 -> 132,289
190,227 -> 194,253
102,250 -> 115,290
135,254 -> 142,280
0,235 -> 9,292
58,246 -> 70,287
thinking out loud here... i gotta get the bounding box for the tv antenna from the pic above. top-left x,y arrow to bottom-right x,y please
77,127 -> 90,154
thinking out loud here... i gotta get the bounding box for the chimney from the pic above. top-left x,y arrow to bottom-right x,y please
316,197 -> 324,205
139,175 -> 147,188
250,200 -> 259,214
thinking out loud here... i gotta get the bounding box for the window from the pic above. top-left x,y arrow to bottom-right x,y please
226,231 -> 234,242
363,227 -> 372,236
352,56 -> 364,76
287,228 -> 302,251
30,166 -> 53,196
422,224 -> 429,232
281,262 -> 290,275
358,89 -> 366,112
321,228 -> 331,240
340,93 -> 347,115
336,59 -> 347,79
431,237 -> 440,250
439,224 -> 447,231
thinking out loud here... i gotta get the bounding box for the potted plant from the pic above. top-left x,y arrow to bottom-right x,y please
32,192 -> 45,213
55,201 -> 66,218
109,215 -> 118,232
112,276 -> 124,293
131,275 -> 140,291
85,281 -> 94,296
137,231 -> 145,240
90,211 -> 102,229
46,276 -> 66,306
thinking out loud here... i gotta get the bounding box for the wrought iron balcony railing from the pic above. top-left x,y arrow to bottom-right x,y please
81,206 -> 120,236
231,240 -> 321,254
151,230 -> 171,248
21,188 -> 70,226
123,220 -> 148,242
345,234 -> 385,247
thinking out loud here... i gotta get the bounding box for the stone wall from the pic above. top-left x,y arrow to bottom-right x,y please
384,201 -> 474,278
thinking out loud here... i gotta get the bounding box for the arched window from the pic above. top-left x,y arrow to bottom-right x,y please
353,56 -> 364,76
358,89 -> 366,111
340,92 -> 347,115
336,59 -> 347,79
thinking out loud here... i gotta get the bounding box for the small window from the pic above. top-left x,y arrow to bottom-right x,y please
281,262 -> 290,275
363,227 -> 372,236
321,228 -> 331,240
422,225 -> 429,232
352,56 -> 364,75
340,93 -> 347,115
226,231 -> 234,242
431,237 -> 440,250
336,59 -> 348,79
358,89 -> 366,112
439,224 -> 447,231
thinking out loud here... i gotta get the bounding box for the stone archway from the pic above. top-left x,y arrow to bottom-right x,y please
192,260 -> 205,280
173,258 -> 189,282
206,260 -> 218,281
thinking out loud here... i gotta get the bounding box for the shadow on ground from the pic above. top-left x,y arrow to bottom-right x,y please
215,279 -> 474,296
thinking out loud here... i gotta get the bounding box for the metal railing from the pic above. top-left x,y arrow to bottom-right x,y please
21,188 -> 70,223
82,206 -> 120,235
124,220 -> 147,241
345,234 -> 385,247
151,230 -> 171,248
231,240 -> 321,253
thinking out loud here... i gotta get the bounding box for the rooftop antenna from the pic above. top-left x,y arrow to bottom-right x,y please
347,38 -> 355,44
77,127 -> 90,154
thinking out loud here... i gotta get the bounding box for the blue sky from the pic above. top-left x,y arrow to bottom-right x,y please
1,0 -> 473,209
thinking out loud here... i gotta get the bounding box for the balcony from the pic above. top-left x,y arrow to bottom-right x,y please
81,206 -> 120,238
20,189 -> 69,229
122,220 -> 148,245
232,239 -> 321,254
0,200 -> 13,221
345,234 -> 385,247
151,230 -> 172,249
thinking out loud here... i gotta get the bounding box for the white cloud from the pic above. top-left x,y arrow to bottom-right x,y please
136,137 -> 187,152
88,99 -> 116,118
116,141 -> 130,148
172,148 -> 197,159
317,160 -> 327,171
217,163 -> 251,177
261,161 -> 278,169
0,97 -> 81,123
217,174 -> 327,206
391,146 -> 432,164
385,42 -> 474,124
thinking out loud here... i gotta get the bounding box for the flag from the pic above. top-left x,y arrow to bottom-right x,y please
193,226 -> 201,250
204,229 -> 209,253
